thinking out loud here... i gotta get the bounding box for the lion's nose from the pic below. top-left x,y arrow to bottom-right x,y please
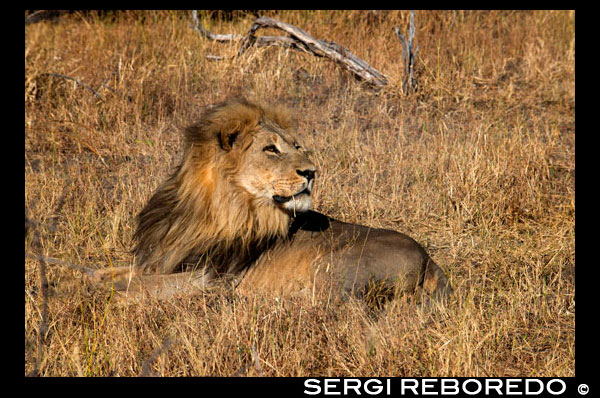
296,168 -> 316,183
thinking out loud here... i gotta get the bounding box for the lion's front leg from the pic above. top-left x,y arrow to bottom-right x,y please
86,267 -> 213,300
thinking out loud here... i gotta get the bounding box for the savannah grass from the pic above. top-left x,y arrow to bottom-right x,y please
25,10 -> 574,376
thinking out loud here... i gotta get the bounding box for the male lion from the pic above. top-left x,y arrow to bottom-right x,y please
96,98 -> 451,302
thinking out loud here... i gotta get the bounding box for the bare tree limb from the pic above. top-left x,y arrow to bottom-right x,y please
25,10 -> 70,25
240,17 -> 389,86
191,12 -> 389,87
395,10 -> 419,93
191,10 -> 301,54
97,64 -> 120,95
40,73 -> 104,100
191,10 -> 243,42
236,17 -> 314,56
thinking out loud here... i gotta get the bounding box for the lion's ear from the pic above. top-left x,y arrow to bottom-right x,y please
211,100 -> 261,151
217,119 -> 257,152
219,130 -> 239,151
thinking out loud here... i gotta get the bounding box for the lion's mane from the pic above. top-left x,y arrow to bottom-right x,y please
133,99 -> 296,276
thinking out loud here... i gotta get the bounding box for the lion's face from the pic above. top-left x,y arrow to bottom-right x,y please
233,120 -> 316,214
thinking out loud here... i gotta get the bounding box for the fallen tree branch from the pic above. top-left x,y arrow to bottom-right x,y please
25,10 -> 70,25
236,17 -> 317,57
191,10 -> 303,56
191,12 -> 389,87
191,10 -> 243,42
97,64 -> 120,95
40,73 -> 104,100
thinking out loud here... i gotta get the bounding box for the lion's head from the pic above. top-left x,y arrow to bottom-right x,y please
134,98 -> 317,275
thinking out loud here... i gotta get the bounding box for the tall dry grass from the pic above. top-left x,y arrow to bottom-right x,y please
25,10 -> 574,376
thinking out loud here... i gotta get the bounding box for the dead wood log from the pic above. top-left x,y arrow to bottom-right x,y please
191,12 -> 389,87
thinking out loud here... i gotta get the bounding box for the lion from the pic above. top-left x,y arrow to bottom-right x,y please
92,98 -> 451,302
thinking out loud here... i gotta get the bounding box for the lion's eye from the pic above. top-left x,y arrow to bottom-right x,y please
293,142 -> 302,150
263,145 -> 280,154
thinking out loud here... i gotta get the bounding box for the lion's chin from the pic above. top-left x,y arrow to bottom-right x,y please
273,192 -> 312,214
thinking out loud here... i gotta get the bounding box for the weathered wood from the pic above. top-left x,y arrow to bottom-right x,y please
40,72 -> 104,100
191,11 -> 300,50
241,17 -> 389,87
395,10 -> 419,93
191,12 -> 389,87
191,10 -> 243,42
25,10 -> 69,25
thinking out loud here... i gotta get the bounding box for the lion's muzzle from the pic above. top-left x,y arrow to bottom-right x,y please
273,167 -> 315,213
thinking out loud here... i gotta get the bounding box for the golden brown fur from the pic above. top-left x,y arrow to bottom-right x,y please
95,98 -> 451,302
133,99 -> 315,278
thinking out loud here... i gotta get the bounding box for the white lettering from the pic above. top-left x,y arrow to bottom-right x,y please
484,379 -> 504,395
506,379 -> 522,395
304,377 -> 566,396
422,379 -> 438,395
364,379 -> 383,395
462,379 -> 482,395
401,379 -> 419,395
547,379 -> 566,395
441,379 -> 459,395
304,379 -> 321,395
324,379 -> 341,395
525,379 -> 544,395
343,379 -> 361,395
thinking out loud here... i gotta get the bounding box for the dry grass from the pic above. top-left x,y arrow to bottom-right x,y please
25,10 -> 574,377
